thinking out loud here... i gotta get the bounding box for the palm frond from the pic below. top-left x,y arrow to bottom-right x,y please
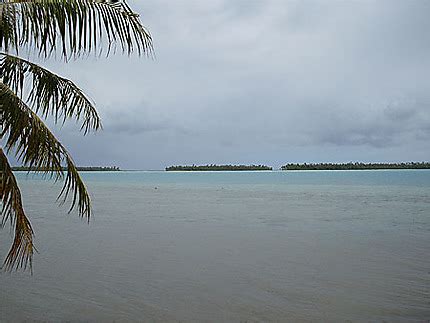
0,0 -> 153,59
0,147 -> 35,272
0,53 -> 101,133
0,2 -> 18,53
1,81 -> 91,219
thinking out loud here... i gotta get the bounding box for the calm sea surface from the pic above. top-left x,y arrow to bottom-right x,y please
1,170 -> 429,322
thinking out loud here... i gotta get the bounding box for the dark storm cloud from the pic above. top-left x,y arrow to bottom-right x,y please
102,104 -> 171,135
40,0 -> 430,168
308,95 -> 430,148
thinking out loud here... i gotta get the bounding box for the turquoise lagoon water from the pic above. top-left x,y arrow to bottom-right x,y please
1,170 -> 429,321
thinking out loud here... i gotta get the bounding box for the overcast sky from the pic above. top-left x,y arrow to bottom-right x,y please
45,0 -> 430,169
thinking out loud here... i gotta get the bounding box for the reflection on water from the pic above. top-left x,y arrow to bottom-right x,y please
1,171 -> 429,322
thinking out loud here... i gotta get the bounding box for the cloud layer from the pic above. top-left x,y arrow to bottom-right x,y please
42,0 -> 430,169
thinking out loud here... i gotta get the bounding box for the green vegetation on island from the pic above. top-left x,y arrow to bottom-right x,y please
166,164 -> 273,171
281,162 -> 430,170
12,166 -> 121,172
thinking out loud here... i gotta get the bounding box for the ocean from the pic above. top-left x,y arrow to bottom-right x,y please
1,170 -> 429,322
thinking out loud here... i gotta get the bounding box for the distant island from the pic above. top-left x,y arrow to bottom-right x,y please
281,162 -> 430,170
12,166 -> 121,172
166,164 -> 273,171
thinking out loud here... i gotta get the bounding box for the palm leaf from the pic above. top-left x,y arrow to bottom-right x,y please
0,0 -> 153,59
1,81 -> 92,219
0,0 -> 153,271
0,53 -> 101,133
0,147 -> 35,272
0,2 -> 18,53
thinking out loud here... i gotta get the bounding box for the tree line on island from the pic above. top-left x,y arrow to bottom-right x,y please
166,164 -> 273,171
12,163 -> 430,172
280,162 -> 430,170
166,162 -> 430,171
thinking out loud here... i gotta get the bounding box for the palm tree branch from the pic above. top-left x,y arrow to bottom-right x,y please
0,52 -> 101,133
0,3 -> 18,53
0,0 -> 153,59
1,81 -> 92,219
0,147 -> 35,272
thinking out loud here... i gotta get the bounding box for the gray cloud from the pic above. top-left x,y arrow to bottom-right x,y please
32,0 -> 430,169
101,104 -> 171,135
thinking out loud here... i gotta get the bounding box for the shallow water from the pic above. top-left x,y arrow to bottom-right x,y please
1,170 -> 429,322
